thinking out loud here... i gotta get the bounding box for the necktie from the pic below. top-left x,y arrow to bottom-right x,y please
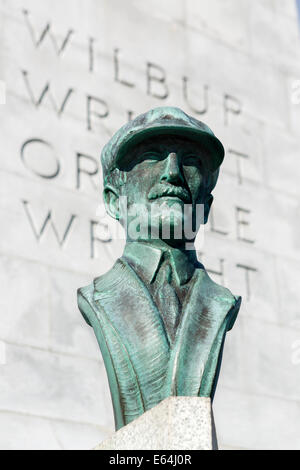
153,257 -> 180,341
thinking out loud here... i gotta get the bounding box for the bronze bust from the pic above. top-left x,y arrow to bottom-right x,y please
78,107 -> 241,430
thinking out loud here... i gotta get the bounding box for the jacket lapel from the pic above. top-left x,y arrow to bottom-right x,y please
165,268 -> 240,398
94,258 -> 170,411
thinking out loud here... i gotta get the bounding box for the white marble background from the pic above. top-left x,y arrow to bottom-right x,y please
0,0 -> 300,450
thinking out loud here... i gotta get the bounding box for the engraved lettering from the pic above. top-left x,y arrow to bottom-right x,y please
228,149 -> 249,185
22,200 -> 76,247
114,49 -> 135,88
88,37 -> 95,73
224,94 -> 242,126
198,254 -> 225,285
206,258 -> 225,286
183,77 -> 209,115
90,220 -> 112,259
236,207 -> 255,244
87,95 -> 109,131
76,153 -> 99,190
21,138 -> 60,179
209,206 -> 228,236
236,264 -> 257,300
127,110 -> 134,122
23,9 -> 74,56
146,62 -> 169,99
21,70 -> 74,116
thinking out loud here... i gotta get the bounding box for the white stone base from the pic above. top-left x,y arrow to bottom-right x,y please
95,397 -> 217,450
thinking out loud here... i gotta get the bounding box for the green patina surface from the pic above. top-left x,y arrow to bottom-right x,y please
78,107 -> 241,430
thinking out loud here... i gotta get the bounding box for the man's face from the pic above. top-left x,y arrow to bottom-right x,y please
116,135 -> 211,244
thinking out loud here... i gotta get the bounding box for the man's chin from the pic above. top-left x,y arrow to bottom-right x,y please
150,196 -> 185,211
151,203 -> 183,222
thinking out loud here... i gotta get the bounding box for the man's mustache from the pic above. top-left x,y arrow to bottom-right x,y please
148,184 -> 191,203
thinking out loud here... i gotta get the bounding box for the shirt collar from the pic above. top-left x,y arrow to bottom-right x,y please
123,241 -> 197,286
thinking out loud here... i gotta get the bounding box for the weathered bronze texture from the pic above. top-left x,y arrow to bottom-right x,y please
78,107 -> 241,431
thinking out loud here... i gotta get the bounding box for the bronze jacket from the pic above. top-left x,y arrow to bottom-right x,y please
78,257 -> 241,430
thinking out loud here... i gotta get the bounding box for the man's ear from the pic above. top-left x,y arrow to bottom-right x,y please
103,185 -> 120,220
204,194 -> 213,224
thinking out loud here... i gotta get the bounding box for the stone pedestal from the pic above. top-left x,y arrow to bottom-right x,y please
95,397 -> 218,450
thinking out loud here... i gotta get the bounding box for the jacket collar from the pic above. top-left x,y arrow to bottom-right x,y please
123,241 -> 198,286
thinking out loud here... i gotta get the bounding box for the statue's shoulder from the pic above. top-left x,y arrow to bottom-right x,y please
93,258 -> 129,294
77,258 -> 128,326
196,265 -> 242,330
77,259 -> 123,325
199,266 -> 240,301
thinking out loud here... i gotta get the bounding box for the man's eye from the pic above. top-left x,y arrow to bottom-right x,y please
183,155 -> 202,167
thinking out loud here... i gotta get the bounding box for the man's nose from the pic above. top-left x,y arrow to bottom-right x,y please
160,152 -> 184,185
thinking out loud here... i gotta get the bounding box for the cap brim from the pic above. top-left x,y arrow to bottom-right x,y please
115,124 -> 224,173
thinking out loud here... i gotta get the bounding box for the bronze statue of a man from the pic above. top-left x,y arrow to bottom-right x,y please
78,107 -> 241,431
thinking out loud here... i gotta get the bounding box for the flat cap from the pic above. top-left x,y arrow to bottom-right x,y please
101,107 -> 224,179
